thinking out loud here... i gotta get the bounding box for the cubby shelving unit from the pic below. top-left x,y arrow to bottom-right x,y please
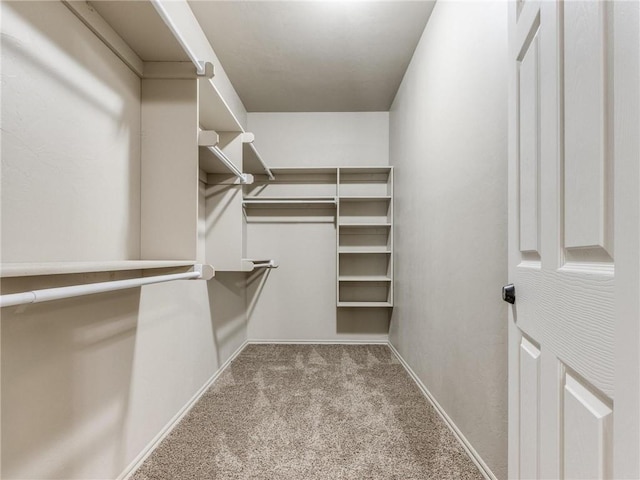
337,167 -> 394,308
243,166 -> 394,309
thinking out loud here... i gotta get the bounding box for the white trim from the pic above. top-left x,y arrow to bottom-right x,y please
247,339 -> 389,345
387,342 -> 498,480
118,340 -> 249,480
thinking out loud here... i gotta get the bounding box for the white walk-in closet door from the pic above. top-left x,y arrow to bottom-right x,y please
507,1 -> 640,478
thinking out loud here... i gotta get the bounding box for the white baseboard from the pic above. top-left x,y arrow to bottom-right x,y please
247,339 -> 389,345
387,342 -> 498,480
118,340 -> 250,480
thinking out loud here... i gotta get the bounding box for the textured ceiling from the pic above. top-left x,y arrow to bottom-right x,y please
188,1 -> 435,112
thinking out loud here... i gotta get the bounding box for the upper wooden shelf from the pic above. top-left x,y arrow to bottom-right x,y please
268,167 -> 338,176
243,141 -> 274,179
339,196 -> 392,202
1,261 -> 198,278
198,78 -> 243,133
339,167 -> 392,175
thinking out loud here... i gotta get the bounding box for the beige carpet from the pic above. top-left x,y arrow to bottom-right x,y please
131,344 -> 484,479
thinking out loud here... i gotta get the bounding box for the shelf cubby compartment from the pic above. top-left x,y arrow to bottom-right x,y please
338,167 -> 392,197
339,224 -> 390,253
338,198 -> 391,225
338,252 -> 392,278
338,281 -> 392,305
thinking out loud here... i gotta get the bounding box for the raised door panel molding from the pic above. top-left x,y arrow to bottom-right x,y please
518,26 -> 541,256
564,1 -> 613,258
519,336 -> 541,479
563,372 -> 613,479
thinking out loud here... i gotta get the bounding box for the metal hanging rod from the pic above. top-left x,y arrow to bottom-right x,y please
0,265 -> 212,308
252,260 -> 278,269
208,145 -> 251,184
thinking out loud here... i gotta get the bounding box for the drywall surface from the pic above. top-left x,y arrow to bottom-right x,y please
0,3 -> 247,478
1,273 -> 246,480
389,2 -> 508,478
247,112 -> 389,167
1,0 -> 140,262
246,113 -> 390,342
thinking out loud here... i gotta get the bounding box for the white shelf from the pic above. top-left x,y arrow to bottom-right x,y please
339,249 -> 391,254
339,223 -> 392,228
198,78 -> 244,133
337,301 -> 393,308
243,142 -> 274,179
243,197 -> 337,208
0,261 -> 198,278
268,167 -> 338,176
339,196 -> 392,202
338,167 -> 392,175
338,276 -> 392,282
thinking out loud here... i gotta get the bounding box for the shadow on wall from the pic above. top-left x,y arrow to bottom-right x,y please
206,272 -> 249,367
1,272 -> 140,479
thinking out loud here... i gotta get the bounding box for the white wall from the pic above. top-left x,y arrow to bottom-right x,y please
248,112 -> 389,168
246,112 -> 390,342
1,0 -> 140,263
388,2 -> 508,479
1,3 -> 247,478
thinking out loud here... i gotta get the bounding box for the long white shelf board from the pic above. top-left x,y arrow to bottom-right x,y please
338,166 -> 392,174
338,223 -> 392,228
199,78 -> 243,133
268,167 -> 339,175
243,198 -> 337,208
1,261 -> 198,278
243,142 -> 274,179
338,249 -> 391,254
339,196 -> 392,202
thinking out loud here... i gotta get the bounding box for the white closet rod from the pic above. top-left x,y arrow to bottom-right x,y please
252,260 -> 278,269
0,270 -> 202,308
208,146 -> 251,184
151,1 -> 208,76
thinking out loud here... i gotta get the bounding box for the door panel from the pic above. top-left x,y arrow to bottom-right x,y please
563,372 -> 613,480
519,337 -> 541,479
518,28 -> 541,256
563,1 -> 613,257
